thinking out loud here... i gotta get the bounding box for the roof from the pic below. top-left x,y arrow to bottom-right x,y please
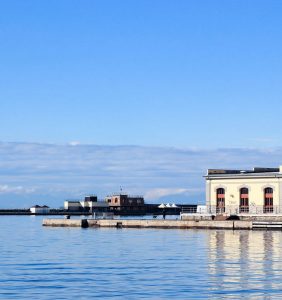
207,167 -> 279,175
205,167 -> 282,179
64,200 -> 81,203
106,194 -> 144,199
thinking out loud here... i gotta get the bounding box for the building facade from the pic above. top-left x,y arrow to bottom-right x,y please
105,194 -> 145,214
205,167 -> 282,215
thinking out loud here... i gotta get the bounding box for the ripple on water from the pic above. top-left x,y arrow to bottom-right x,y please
1,217 -> 282,299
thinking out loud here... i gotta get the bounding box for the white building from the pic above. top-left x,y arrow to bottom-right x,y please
205,166 -> 282,215
30,205 -> 50,214
64,196 -> 109,212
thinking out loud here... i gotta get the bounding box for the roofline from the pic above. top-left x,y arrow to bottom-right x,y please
204,172 -> 282,180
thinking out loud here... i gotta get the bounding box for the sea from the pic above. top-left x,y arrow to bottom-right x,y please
1,216 -> 282,299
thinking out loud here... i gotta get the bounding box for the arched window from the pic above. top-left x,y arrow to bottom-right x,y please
239,188 -> 249,213
264,187 -> 273,213
216,188 -> 225,213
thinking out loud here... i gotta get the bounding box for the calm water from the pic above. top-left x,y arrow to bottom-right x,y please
1,216 -> 282,299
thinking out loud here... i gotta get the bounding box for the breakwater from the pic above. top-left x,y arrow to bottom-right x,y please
43,218 -> 253,229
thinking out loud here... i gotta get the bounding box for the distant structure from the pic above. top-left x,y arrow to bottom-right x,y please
64,193 -> 193,216
64,195 -> 108,213
205,166 -> 282,215
30,205 -> 50,214
105,194 -> 145,214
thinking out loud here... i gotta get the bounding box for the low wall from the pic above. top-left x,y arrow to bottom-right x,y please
240,215 -> 282,222
43,218 -> 253,230
180,214 -> 213,221
93,219 -> 252,229
43,219 -> 85,227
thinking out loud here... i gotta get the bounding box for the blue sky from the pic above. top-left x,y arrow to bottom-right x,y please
0,1 -> 282,207
1,0 -> 282,147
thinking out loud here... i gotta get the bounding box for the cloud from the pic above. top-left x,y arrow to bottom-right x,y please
0,185 -> 36,194
68,141 -> 81,146
249,138 -> 278,144
144,188 -> 202,200
1,141 -> 282,207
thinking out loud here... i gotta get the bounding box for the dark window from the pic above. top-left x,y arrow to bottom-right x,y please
239,188 -> 249,213
264,187 -> 273,213
216,188 -> 225,213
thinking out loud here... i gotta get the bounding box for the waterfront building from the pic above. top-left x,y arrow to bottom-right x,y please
64,195 -> 108,212
105,194 -> 145,214
30,205 -> 50,214
64,200 -> 81,211
205,166 -> 282,215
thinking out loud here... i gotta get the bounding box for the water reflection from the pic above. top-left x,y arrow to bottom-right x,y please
208,230 -> 282,299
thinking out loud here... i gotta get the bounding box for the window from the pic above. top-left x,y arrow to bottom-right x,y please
239,188 -> 249,213
216,188 -> 225,213
264,187 -> 273,213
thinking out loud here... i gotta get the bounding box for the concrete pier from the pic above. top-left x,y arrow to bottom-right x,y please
43,219 -> 86,227
43,218 -> 253,230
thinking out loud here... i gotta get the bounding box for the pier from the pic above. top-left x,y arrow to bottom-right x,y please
42,218 -> 253,229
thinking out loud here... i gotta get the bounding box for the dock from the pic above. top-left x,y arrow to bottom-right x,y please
42,218 -> 254,229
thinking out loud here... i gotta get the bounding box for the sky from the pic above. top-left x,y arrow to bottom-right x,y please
0,1 -> 282,207
1,142 -> 282,208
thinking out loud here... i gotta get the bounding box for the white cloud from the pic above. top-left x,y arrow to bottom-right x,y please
144,188 -> 202,200
68,141 -> 81,146
250,138 -> 278,143
1,141 -> 282,207
0,185 -> 36,194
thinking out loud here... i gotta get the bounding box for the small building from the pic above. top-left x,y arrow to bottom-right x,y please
64,195 -> 109,213
64,201 -> 82,212
105,194 -> 145,214
205,166 -> 282,215
30,205 -> 50,214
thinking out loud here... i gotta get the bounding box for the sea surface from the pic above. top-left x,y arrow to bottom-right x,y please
1,216 -> 282,299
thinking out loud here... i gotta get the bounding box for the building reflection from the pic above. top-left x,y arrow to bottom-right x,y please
208,230 -> 282,299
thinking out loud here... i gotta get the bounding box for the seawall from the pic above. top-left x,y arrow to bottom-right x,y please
42,218 -> 253,230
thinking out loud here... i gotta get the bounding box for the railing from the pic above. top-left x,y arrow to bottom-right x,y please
239,207 -> 249,213
181,207 -> 198,214
208,205 -> 282,215
263,207 -> 274,213
216,207 -> 225,214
